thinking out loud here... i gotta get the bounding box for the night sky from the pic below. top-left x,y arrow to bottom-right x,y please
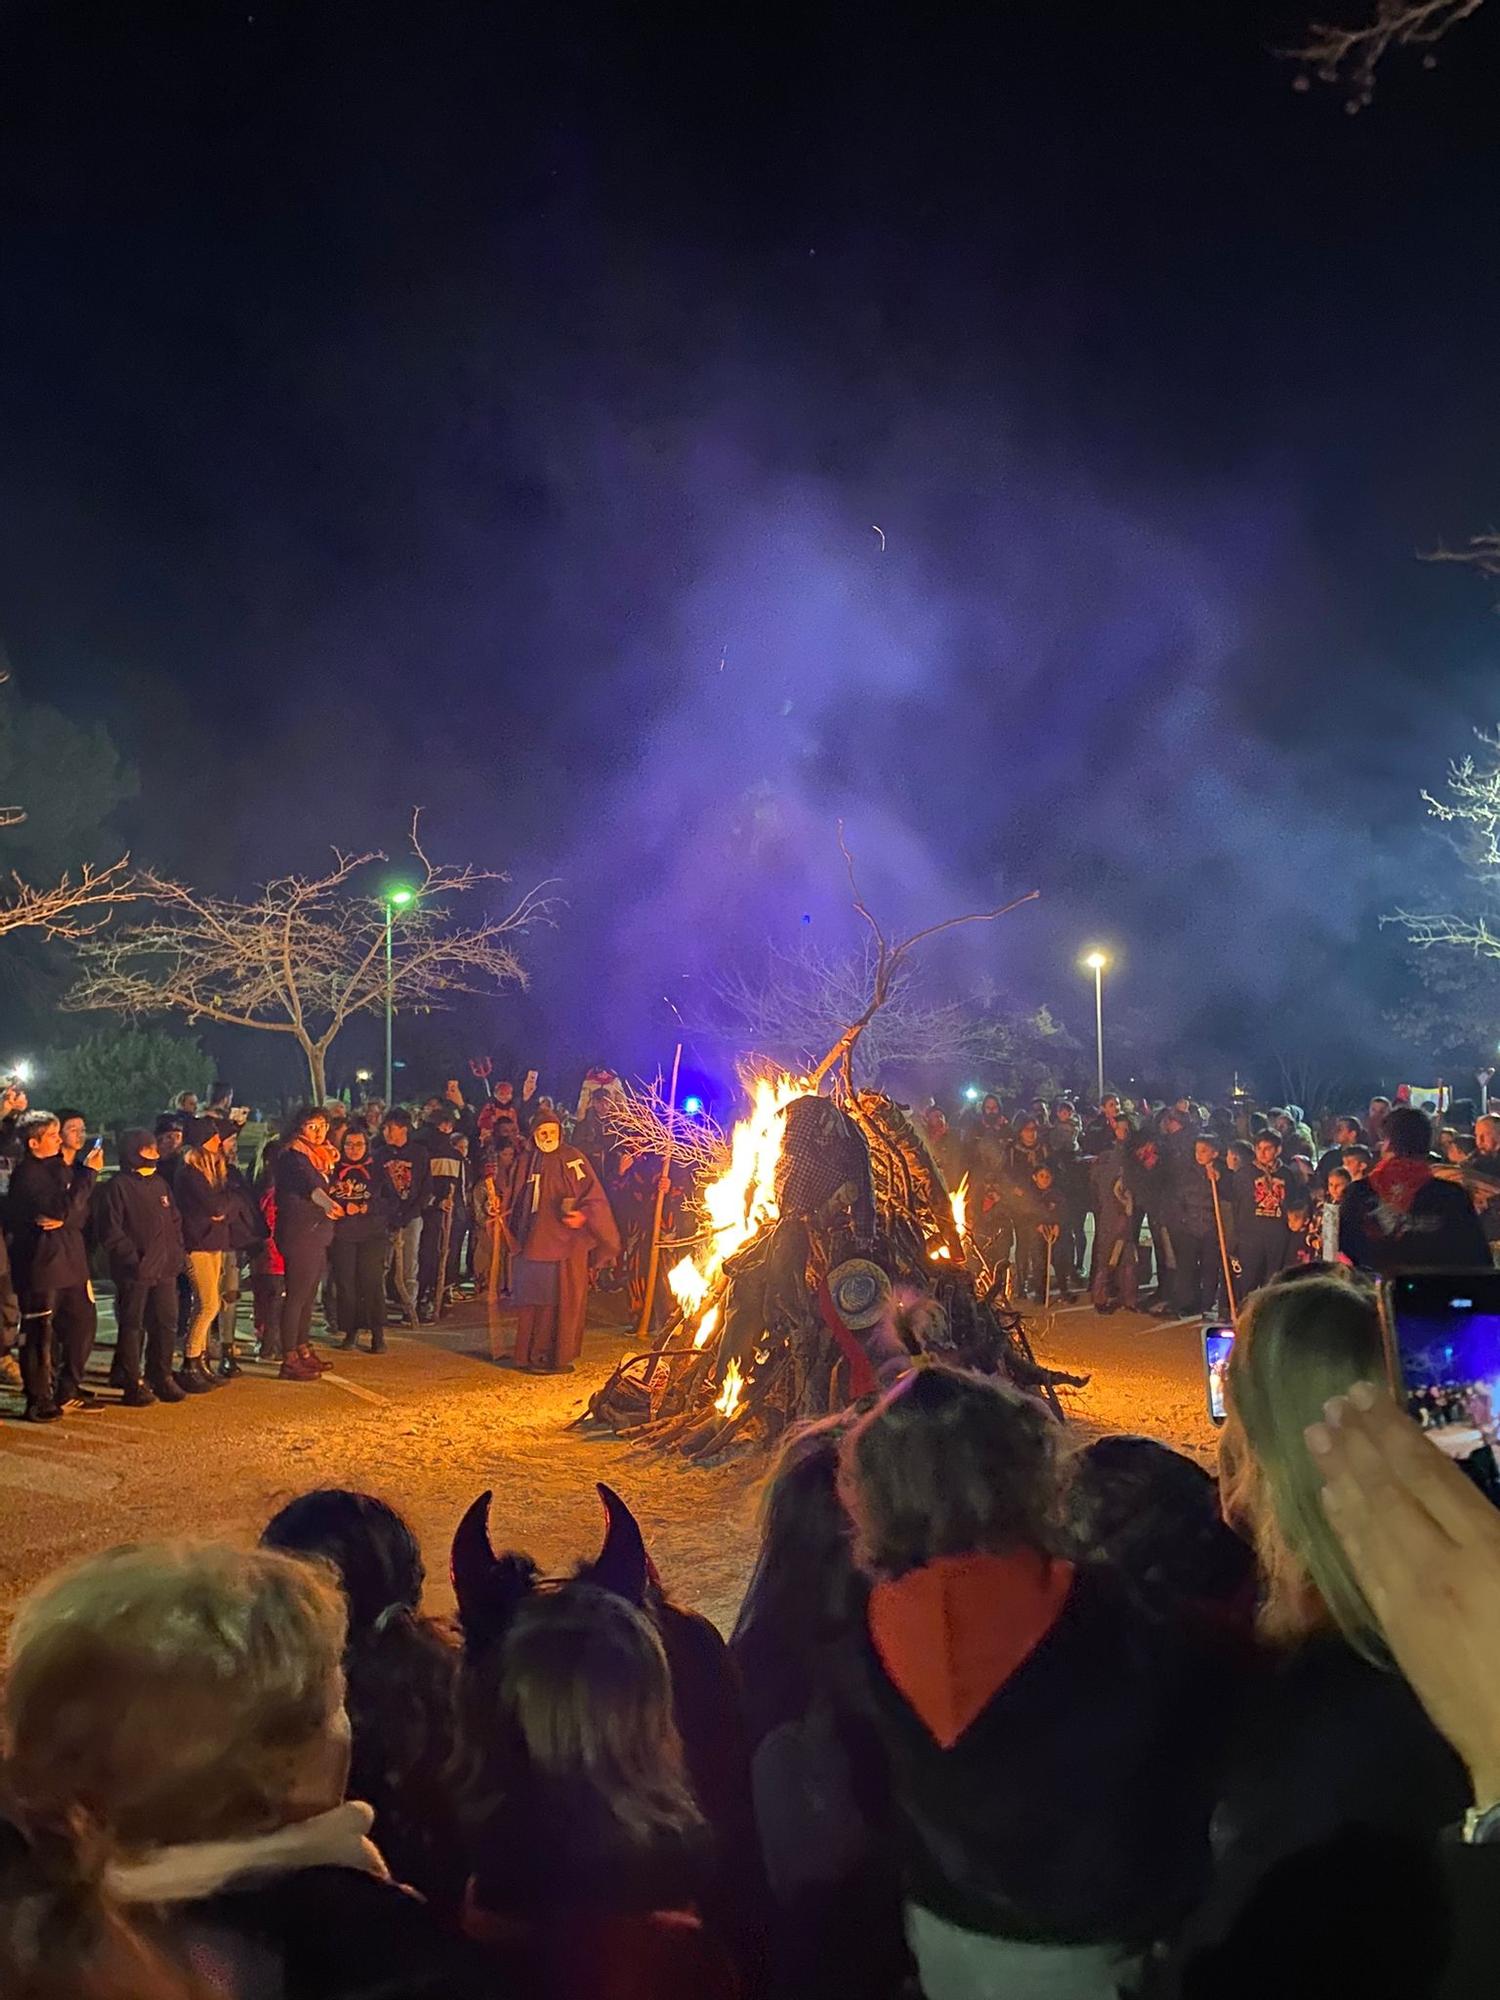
3,0 -> 1500,1096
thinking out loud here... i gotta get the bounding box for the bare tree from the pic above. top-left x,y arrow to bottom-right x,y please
812,829 -> 1040,1090
704,938 -> 1017,1085
1389,730 -> 1500,977
68,816 -> 555,1101
1287,0 -> 1485,109
0,857 -> 134,942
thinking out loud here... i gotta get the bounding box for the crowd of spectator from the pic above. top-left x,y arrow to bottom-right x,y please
0,1070 -> 631,1422
0,1268 -> 1495,1998
3,1066 -> 1500,1994
923,1087 -> 1495,1316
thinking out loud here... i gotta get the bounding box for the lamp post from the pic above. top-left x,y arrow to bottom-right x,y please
383,888 -> 415,1104
1084,951 -> 1108,1106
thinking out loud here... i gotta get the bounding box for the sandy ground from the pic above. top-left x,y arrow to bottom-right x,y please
0,1293 -> 1219,1631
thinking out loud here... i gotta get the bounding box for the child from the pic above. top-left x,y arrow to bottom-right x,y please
1019,1162 -> 1068,1302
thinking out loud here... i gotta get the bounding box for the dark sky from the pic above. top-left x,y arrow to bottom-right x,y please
3,0 -> 1499,1093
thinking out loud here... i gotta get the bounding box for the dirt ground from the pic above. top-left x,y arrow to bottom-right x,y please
0,1295 -> 1219,1632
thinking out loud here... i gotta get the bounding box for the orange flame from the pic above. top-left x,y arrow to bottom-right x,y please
691,1303 -> 720,1350
950,1172 -> 969,1240
666,1071 -> 807,1414
715,1356 -> 745,1419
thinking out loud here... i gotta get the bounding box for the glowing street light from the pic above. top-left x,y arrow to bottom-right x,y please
1082,950 -> 1109,1106
382,886 -> 417,1103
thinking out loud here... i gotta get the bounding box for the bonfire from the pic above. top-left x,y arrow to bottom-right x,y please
583,834 -> 1085,1458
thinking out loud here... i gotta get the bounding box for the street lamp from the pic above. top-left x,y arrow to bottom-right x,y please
1083,951 -> 1109,1106
382,887 -> 416,1104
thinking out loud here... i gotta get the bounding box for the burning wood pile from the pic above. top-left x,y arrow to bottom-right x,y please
583,1066 -> 1083,1459
582,831 -> 1079,1459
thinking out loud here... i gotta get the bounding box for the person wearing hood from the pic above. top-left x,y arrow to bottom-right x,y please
835,1366 -> 1222,2000
506,1107 -> 621,1373
92,1130 -> 187,1405
1339,1107 -> 1489,1276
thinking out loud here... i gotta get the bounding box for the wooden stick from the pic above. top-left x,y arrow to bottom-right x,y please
636,1042 -> 683,1357
1208,1166 -> 1238,1321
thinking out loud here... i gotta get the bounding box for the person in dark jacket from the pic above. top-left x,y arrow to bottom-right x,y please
1173,1135 -> 1230,1319
1339,1106 -> 1490,1276
730,1418 -> 906,2000
457,1579 -> 736,2000
1184,1277 -> 1471,1977
173,1116 -> 231,1396
1090,1117 -> 1141,1314
1230,1133 -> 1301,1294
0,1541 -> 502,2000
416,1106 -> 464,1321
377,1108 -> 428,1328
262,1490 -> 466,1914
211,1127 -> 268,1378
274,1107 -> 340,1382
965,1096 -> 1015,1277
91,1129 -> 187,1406
4,1109 -> 98,1421
329,1128 -> 390,1353
835,1366 -> 1224,1998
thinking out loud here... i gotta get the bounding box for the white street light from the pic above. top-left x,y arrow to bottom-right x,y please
1082,952 -> 1109,1104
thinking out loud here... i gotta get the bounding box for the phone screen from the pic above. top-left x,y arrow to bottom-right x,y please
1203,1324 -> 1234,1426
1382,1272 -> 1500,1504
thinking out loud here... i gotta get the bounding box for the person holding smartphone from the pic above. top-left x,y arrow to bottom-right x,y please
1182,1275 -> 1471,1973
4,1110 -> 98,1419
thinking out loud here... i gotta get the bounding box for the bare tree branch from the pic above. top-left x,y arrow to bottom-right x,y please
67,816 -> 558,1099
0,856 -> 135,941
809,825 -> 1038,1088
1426,531 -> 1500,594
599,1073 -> 730,1177
1285,0 -> 1485,109
1389,728 -> 1500,975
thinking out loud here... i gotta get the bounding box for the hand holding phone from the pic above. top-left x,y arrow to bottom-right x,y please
1381,1273 -> 1500,1505
1203,1323 -> 1235,1426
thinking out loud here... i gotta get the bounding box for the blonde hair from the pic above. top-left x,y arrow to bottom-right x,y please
182,1144 -> 225,1188
4,1542 -> 348,1852
1217,1275 -> 1386,1658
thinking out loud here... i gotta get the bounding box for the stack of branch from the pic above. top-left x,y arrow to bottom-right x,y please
582,1084 -> 1078,1458
578,825 -> 1054,1458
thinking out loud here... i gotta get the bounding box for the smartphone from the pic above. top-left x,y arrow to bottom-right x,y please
1381,1273 -> 1500,1504
1203,1323 -> 1234,1426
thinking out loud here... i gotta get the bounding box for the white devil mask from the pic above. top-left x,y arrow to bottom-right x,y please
533,1122 -> 562,1154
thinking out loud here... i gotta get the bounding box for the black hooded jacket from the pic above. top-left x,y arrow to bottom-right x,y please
92,1134 -> 186,1285
5,1152 -> 94,1291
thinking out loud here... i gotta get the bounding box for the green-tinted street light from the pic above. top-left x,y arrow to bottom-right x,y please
383,887 -> 418,1100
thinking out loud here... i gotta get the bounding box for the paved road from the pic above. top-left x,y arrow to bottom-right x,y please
0,1292 -> 1217,1631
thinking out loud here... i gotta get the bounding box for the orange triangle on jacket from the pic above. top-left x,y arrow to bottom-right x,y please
868,1549 -> 1076,1750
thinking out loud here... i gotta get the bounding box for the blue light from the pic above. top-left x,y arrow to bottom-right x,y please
964,1086 -> 981,1102
682,1095 -> 705,1118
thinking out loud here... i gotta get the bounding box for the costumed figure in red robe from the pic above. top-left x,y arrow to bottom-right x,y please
507,1106 -> 621,1372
